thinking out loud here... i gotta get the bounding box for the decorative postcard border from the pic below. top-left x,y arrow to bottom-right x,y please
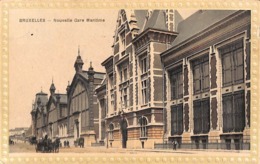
1,0 -> 259,163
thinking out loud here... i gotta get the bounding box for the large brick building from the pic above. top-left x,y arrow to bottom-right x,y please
101,9 -> 183,149
161,10 -> 251,149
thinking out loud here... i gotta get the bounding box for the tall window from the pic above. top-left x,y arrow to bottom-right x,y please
120,31 -> 126,54
123,67 -> 128,81
108,123 -> 114,140
109,74 -> 114,112
109,74 -> 113,88
169,66 -> 183,100
111,93 -> 115,111
123,88 -> 128,108
171,104 -> 183,135
140,56 -> 148,74
192,55 -> 209,94
141,79 -> 148,105
119,67 -> 128,83
120,88 -> 128,109
223,91 -> 245,133
120,70 -> 123,82
139,117 -> 148,138
193,99 -> 210,134
220,40 -> 244,87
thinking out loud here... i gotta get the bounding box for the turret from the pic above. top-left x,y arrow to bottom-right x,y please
49,79 -> 56,96
74,47 -> 84,73
87,61 -> 95,82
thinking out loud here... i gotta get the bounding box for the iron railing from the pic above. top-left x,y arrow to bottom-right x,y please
154,141 -> 250,150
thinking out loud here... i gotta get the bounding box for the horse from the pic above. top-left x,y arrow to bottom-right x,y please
29,136 -> 37,145
52,138 -> 60,153
9,139 -> 14,145
35,138 -> 53,153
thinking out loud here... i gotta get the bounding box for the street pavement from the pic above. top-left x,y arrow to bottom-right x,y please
9,142 -> 250,157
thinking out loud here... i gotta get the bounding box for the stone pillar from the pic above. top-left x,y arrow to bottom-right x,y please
243,37 -> 250,141
88,64 -> 95,130
182,62 -> 191,143
208,46 -> 221,142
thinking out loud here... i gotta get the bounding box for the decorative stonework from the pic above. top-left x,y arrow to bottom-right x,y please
211,97 -> 218,130
183,64 -> 189,96
210,53 -> 217,89
184,103 -> 189,132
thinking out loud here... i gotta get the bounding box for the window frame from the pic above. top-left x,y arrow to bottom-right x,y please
141,79 -> 148,105
169,66 -> 183,100
191,55 -> 210,94
222,91 -> 245,133
220,40 -> 244,87
139,117 -> 148,138
170,104 -> 183,136
108,123 -> 114,140
193,98 -> 210,134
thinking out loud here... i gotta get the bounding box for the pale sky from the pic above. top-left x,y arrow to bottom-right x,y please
9,9 -> 196,129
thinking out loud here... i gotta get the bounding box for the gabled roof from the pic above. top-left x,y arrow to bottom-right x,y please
172,10 -> 237,46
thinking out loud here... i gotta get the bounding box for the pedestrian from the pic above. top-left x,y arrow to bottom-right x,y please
66,141 -> 70,147
172,140 -> 178,150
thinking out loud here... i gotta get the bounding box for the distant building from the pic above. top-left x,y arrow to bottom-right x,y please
46,81 -> 68,142
65,49 -> 105,146
9,127 -> 29,139
31,91 -> 49,139
31,50 -> 105,147
31,83 -> 68,141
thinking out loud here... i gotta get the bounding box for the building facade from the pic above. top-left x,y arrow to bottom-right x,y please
31,50 -> 105,147
102,9 -> 183,149
31,83 -> 68,143
30,9 -> 251,150
31,91 -> 49,139
161,10 -> 251,149
65,51 -> 105,146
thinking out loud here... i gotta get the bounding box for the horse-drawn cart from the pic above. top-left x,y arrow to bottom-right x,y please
35,135 -> 60,153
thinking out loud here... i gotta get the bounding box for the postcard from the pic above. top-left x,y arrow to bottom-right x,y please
1,0 -> 260,163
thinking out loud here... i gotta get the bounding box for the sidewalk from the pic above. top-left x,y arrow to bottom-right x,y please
98,146 -> 250,154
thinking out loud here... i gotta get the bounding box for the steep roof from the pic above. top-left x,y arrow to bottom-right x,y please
172,10 -> 237,46
134,10 -> 148,31
143,10 -> 168,31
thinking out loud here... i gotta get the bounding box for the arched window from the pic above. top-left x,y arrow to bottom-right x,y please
61,125 -> 64,137
64,124 -> 67,136
108,123 -> 114,140
139,116 -> 148,138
